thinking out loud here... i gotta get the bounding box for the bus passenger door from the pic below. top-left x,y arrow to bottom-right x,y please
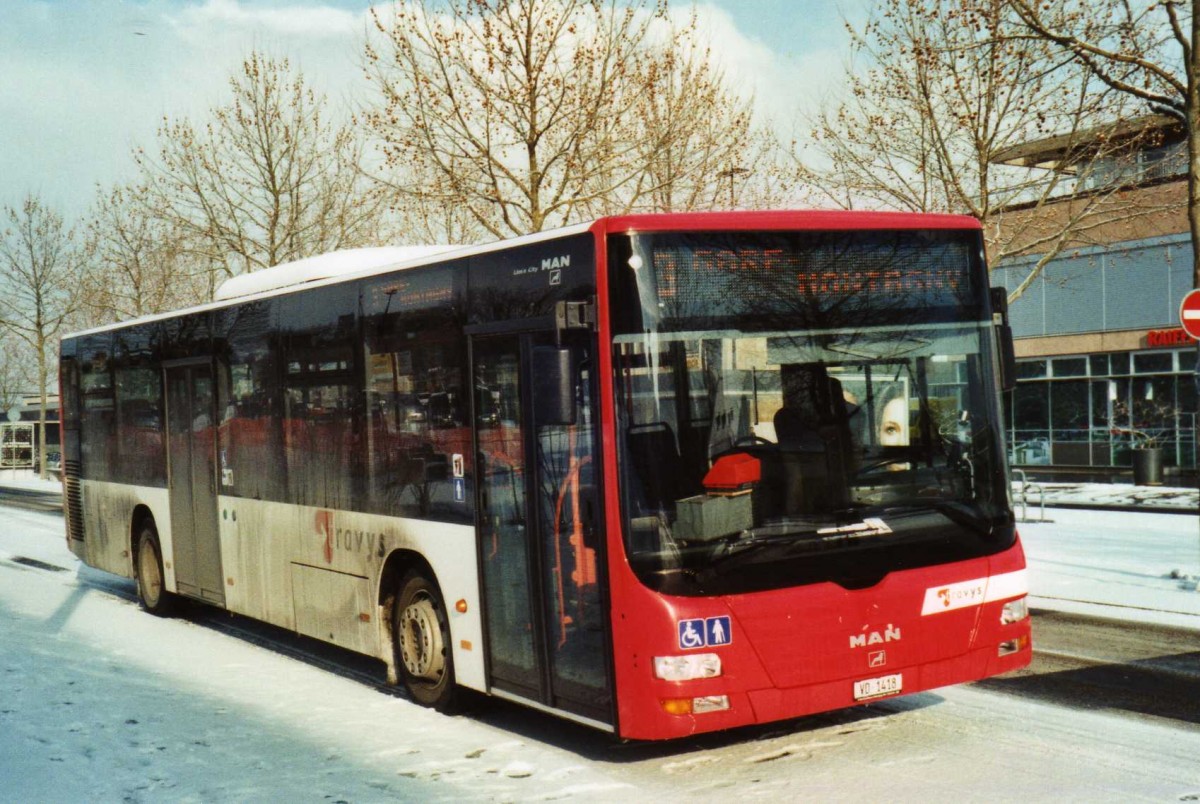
165,361 -> 225,605
472,331 -> 612,725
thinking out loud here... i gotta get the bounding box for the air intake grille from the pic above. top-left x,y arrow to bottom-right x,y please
64,460 -> 84,543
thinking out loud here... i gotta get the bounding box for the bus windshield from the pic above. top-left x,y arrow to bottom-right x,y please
608,230 -> 1014,596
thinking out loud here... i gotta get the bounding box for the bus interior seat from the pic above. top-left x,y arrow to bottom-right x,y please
769,367 -> 854,515
625,422 -> 683,516
678,419 -> 711,492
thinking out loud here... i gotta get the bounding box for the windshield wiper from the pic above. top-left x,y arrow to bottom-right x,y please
708,512 -> 893,567
712,501 -> 991,569
890,499 -> 992,536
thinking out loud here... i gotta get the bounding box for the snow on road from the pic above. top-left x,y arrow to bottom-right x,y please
1013,479 -> 1198,512
0,514 -> 634,801
2,486 -> 1200,801
1017,508 -> 1200,630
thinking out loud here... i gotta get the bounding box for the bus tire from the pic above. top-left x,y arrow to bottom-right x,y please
135,521 -> 176,617
394,570 -> 458,711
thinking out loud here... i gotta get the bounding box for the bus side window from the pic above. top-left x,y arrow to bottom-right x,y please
217,299 -> 285,503
79,333 -> 115,481
361,271 -> 471,523
280,286 -> 358,511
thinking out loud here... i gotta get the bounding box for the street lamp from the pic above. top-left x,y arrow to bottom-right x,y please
718,166 -> 749,209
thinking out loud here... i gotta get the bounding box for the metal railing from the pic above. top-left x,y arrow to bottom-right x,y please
1012,468 -> 1050,523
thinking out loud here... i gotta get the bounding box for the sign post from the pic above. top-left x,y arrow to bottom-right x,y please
1182,288 -> 1200,592
1181,288 -> 1200,340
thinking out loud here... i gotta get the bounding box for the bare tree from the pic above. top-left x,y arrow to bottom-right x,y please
82,182 -> 210,324
385,160 -> 490,246
365,0 -> 662,238
805,0 -> 1174,302
627,14 -> 790,212
135,52 -> 388,284
0,195 -> 86,477
0,330 -> 32,417
1005,0 -> 1200,292
364,0 -> 780,238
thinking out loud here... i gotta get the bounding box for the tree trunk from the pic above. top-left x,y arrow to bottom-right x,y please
1191,0 -> 1200,293
37,336 -> 47,479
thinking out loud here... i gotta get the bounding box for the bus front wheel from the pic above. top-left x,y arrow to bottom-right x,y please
135,521 -> 177,617
394,571 -> 457,711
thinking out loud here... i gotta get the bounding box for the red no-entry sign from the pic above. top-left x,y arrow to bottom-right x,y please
1182,288 -> 1200,340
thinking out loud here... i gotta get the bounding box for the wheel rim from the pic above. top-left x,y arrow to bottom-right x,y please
399,592 -> 445,682
139,538 -> 162,608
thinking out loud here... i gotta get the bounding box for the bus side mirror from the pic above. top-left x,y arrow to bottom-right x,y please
532,346 -> 576,426
990,287 -> 1017,393
997,323 -> 1016,392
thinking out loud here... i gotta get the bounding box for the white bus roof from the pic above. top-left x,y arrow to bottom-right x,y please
63,220 -> 593,339
212,246 -> 461,301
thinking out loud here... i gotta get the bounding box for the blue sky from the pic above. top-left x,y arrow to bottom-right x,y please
0,0 -> 859,218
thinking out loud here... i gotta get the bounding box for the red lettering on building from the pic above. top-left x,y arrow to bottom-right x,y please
1146,328 -> 1189,348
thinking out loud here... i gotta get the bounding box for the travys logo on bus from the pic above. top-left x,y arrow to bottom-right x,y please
921,578 -> 987,615
919,571 -> 1029,616
313,510 -> 387,563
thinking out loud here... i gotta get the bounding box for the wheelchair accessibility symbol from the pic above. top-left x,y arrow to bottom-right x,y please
677,616 -> 733,650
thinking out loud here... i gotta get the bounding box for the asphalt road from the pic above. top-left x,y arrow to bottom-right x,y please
973,608 -> 1200,726
0,485 -> 62,514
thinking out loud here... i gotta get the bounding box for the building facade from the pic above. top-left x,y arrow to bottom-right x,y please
992,121 -> 1198,477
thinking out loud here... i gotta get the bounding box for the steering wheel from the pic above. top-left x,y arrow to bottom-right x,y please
857,454 -> 915,474
733,434 -> 773,447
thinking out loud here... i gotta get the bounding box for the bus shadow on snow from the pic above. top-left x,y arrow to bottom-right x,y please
468,690 -> 944,762
971,653 -> 1200,726
74,572 -> 943,758
178,599 -> 944,760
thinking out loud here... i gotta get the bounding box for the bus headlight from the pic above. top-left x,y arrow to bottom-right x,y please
1000,596 -> 1029,624
653,653 -> 722,681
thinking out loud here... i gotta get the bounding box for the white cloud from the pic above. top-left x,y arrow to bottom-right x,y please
0,1 -> 372,217
174,0 -> 361,38
0,0 -> 851,219
676,2 -> 852,141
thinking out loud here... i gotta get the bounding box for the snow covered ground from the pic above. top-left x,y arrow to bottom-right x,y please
1017,508 -> 1200,631
2,473 -> 1199,801
1012,477 -> 1199,512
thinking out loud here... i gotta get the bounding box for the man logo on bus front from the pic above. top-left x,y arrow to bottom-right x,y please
315,510 -> 334,564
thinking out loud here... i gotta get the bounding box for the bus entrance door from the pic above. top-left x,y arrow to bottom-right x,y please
472,331 -> 612,726
164,360 -> 225,605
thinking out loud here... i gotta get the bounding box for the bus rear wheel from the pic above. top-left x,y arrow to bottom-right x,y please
394,571 -> 457,711
135,521 -> 176,617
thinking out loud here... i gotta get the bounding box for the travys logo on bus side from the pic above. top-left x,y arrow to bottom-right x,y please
313,510 -> 388,563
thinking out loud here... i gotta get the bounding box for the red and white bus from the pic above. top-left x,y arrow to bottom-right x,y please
59,211 -> 1031,741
